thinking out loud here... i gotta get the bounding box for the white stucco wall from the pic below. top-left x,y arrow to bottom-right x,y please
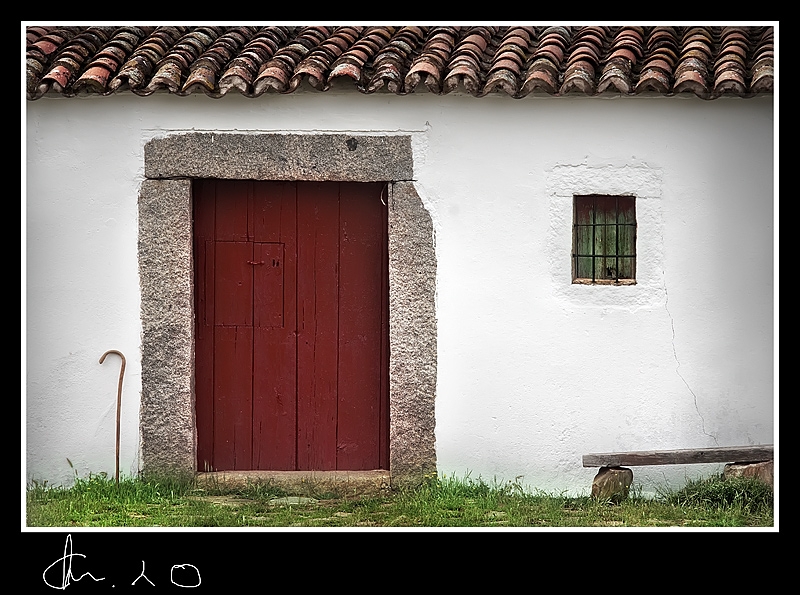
25,90 -> 774,495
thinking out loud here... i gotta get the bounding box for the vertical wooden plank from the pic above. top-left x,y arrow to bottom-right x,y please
336,182 -> 385,470
594,195 -> 617,280
379,184 -> 390,470
214,242 -> 254,326
252,182 -> 298,470
253,242 -> 284,328
296,182 -> 340,471
574,196 -> 594,280
213,326 -> 253,470
213,181 -> 254,470
617,196 -> 636,279
215,180 -> 250,241
252,181 -> 284,243
207,180 -> 253,470
193,180 -> 216,470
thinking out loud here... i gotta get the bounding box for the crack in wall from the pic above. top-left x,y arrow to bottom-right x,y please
663,279 -> 719,446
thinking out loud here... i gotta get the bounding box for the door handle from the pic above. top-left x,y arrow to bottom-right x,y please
247,260 -> 265,265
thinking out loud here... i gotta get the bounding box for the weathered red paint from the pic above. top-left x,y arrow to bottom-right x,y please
194,180 -> 389,471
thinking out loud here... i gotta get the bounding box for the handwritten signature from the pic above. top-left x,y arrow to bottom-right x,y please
42,534 -> 201,589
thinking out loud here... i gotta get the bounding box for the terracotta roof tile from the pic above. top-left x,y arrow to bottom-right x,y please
217,26 -> 293,95
25,25 -> 775,100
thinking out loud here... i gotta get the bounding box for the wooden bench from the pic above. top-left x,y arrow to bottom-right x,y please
582,445 -> 774,499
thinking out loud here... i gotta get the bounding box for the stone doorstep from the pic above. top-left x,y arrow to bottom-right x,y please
195,470 -> 392,497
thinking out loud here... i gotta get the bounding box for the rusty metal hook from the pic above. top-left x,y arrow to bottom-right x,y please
99,349 -> 126,485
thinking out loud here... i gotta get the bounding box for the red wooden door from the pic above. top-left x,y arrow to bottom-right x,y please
194,180 -> 389,471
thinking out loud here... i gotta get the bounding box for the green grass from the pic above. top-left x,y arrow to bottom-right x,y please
26,472 -> 774,528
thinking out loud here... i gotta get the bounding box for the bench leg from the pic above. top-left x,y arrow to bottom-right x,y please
723,461 -> 773,489
592,466 -> 633,502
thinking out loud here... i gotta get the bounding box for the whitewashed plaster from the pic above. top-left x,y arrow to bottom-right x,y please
25,90 -> 774,495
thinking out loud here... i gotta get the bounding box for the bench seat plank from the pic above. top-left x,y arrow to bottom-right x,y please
582,445 -> 773,467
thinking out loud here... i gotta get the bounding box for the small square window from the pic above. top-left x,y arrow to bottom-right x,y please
572,195 -> 637,285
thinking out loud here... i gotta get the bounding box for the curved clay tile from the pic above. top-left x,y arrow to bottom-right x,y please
218,27 -> 294,96
719,28 -> 750,46
538,27 -> 571,52
25,25 -> 775,100
27,27 -> 81,96
750,55 -> 774,93
74,27 -> 156,95
218,61 -> 258,95
181,28 -> 257,95
111,26 -> 190,93
609,47 -> 638,64
520,69 -> 560,95
673,68 -> 709,98
332,26 -> 394,85
533,43 -> 565,65
520,28 -> 570,96
443,64 -> 483,95
637,29 -> 676,87
597,65 -> 632,93
292,60 -> 328,91
329,62 -> 363,85
713,68 -> 746,95
570,27 -> 608,61
75,63 -> 117,94
563,27 -> 605,92
454,40 -> 486,64
37,27 -> 115,95
597,57 -> 633,94
560,61 -> 596,94
490,27 -> 534,78
752,29 -> 774,60
495,45 -> 526,67
367,27 -> 425,93
716,43 -> 748,64
290,26 -> 364,91
26,26 -> 52,46
608,27 -> 644,63
367,61 -> 403,93
483,67 -> 518,96
749,29 -> 774,94
712,42 -> 748,97
504,32 -> 533,47
520,56 -> 561,96
492,56 -> 524,74
254,63 -> 296,94
683,39 -> 713,60
146,62 -> 184,94
254,65 -> 292,94
568,45 -> 602,69
442,53 -> 481,95
444,27 -> 494,96
668,28 -> 715,97
635,68 -> 672,94
406,27 -> 460,93
715,51 -> 747,74
253,27 -> 330,94
461,33 -> 489,53
405,58 -> 444,93
646,27 -> 680,57
182,65 -> 221,96
614,26 -> 645,45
